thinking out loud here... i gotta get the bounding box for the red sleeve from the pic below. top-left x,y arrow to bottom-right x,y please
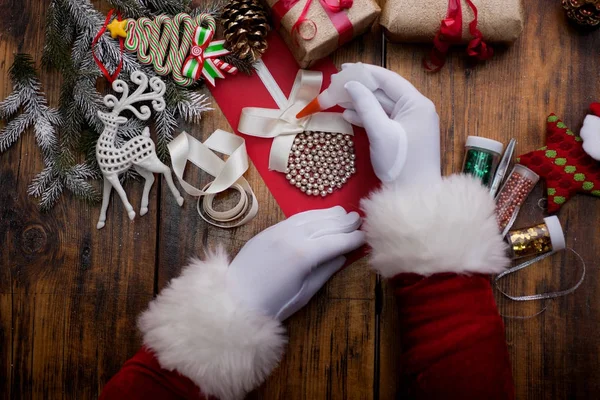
100,348 -> 207,400
390,273 -> 515,400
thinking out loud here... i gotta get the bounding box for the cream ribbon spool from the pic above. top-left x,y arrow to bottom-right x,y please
168,129 -> 258,228
237,60 -> 354,173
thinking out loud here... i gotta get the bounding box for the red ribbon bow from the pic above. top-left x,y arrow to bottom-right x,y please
424,0 -> 493,72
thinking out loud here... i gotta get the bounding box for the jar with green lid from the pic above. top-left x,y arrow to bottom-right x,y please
462,136 -> 504,186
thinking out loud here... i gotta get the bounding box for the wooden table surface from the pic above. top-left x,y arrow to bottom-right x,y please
1,1 -> 600,399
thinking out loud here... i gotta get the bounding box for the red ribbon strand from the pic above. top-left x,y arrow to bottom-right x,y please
92,9 -> 124,83
424,0 -> 492,72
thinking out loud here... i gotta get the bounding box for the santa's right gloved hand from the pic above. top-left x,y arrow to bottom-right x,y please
338,63 -> 441,186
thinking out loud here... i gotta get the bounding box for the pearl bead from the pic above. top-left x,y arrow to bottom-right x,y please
307,154 -> 313,161
301,178 -> 308,184
342,146 -> 348,151
317,151 -> 324,156
294,150 -> 301,157
307,183 -> 313,189
327,187 -> 333,194
331,138 -> 337,145
313,190 -> 319,196
324,151 -> 330,157
328,174 -> 334,181
298,144 -> 304,151
313,172 -> 319,178
341,177 -> 347,184
290,170 -> 297,176
309,177 -> 315,183
301,139 -> 307,145
294,138 -> 301,144
306,189 -> 313,195
301,160 -> 307,167
350,154 -> 356,160
337,182 -> 343,189
304,173 -> 310,179
299,169 -> 305,175
318,185 -> 324,191
301,186 -> 307,192
290,179 -> 296,185
350,167 -> 356,174
299,133 -> 306,139
300,154 -> 306,160
345,171 -> 351,178
321,191 -> 327,197
296,181 -> 302,188
286,174 -> 292,180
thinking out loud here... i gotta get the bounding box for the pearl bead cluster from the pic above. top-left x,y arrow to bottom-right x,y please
495,166 -> 539,233
285,131 -> 356,197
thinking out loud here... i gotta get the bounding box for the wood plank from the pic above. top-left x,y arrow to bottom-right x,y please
156,24 -> 382,400
382,2 -> 600,399
0,1 -> 157,398
0,295 -> 10,400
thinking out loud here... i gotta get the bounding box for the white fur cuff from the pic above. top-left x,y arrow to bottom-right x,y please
361,174 -> 509,278
138,249 -> 286,400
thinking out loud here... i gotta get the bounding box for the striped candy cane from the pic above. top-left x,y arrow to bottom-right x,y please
124,13 -> 199,86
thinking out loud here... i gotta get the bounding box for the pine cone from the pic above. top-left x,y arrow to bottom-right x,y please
562,0 -> 600,28
222,0 -> 270,62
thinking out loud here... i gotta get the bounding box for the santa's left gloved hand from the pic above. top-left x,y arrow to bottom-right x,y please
227,206 -> 365,321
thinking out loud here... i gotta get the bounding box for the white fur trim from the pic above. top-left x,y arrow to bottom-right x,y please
581,114 -> 600,161
138,248 -> 286,400
361,174 -> 510,278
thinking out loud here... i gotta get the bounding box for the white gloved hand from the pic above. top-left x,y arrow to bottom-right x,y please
337,63 -> 442,186
227,206 -> 365,321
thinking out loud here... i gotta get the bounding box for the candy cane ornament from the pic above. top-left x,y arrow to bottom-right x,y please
107,13 -> 237,87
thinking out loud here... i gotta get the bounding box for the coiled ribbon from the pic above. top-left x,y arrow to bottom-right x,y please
168,130 -> 258,228
237,60 -> 353,173
424,0 -> 493,72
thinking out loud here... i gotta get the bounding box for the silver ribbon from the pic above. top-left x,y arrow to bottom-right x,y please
168,129 -> 258,228
495,248 -> 586,302
238,60 -> 354,173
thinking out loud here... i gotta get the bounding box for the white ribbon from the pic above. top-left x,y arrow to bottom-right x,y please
238,60 -> 354,173
168,129 -> 258,228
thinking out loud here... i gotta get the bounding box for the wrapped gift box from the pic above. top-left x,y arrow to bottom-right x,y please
266,0 -> 381,68
380,0 -> 524,43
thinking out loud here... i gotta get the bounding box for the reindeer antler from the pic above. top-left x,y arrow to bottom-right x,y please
103,71 -> 166,120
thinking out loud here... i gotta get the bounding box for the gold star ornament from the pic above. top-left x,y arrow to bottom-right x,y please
107,19 -> 128,39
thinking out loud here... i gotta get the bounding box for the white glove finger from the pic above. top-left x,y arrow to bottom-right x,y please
360,64 -> 423,103
305,256 -> 346,295
342,109 -> 364,127
286,206 -> 347,225
308,230 -> 366,264
374,89 -> 396,115
344,81 -> 390,136
340,90 -> 394,116
275,256 -> 346,321
301,211 -> 362,238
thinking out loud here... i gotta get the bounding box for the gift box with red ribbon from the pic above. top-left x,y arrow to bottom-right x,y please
380,0 -> 524,44
266,0 -> 381,68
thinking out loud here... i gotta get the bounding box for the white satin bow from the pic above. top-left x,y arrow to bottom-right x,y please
238,60 -> 354,173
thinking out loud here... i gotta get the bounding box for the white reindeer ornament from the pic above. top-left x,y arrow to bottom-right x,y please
96,71 -> 183,229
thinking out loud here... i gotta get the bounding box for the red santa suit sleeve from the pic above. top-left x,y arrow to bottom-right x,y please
361,174 -> 515,400
100,251 -> 287,400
